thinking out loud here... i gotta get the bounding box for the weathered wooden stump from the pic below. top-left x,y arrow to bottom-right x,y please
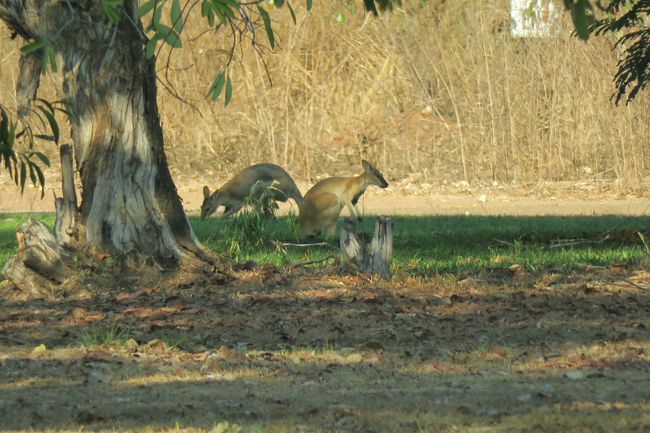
2,145 -> 78,297
2,219 -> 71,297
54,144 -> 78,247
340,217 -> 393,279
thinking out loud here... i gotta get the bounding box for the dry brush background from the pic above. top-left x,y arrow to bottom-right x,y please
1,0 -> 649,194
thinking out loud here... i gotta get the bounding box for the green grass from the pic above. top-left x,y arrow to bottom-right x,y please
80,322 -> 130,347
2,212 -> 650,276
194,213 -> 650,275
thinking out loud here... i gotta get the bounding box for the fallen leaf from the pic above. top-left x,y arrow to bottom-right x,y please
31,344 -> 47,354
346,353 -> 363,364
145,339 -> 168,353
125,339 -> 139,351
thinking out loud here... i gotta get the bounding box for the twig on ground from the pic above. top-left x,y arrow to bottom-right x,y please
292,255 -> 337,268
277,241 -> 338,249
549,238 -> 606,248
619,280 -> 650,291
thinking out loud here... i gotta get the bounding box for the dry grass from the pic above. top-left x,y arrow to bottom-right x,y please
1,1 -> 649,191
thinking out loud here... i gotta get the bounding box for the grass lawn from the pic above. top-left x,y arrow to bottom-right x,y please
3,212 -> 650,274
191,212 -> 650,274
1,211 -> 650,432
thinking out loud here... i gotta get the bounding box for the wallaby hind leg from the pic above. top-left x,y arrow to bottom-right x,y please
324,223 -> 337,239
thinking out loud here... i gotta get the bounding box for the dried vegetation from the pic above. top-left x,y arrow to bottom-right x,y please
1,1 -> 649,192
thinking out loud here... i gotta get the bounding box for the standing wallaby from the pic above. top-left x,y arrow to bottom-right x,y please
201,163 -> 303,219
299,159 -> 388,239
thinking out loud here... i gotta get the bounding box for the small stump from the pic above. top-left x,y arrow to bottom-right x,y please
340,217 -> 393,279
2,145 -> 78,298
2,219 -> 71,297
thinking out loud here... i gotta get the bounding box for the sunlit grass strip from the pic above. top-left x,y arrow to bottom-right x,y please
2,213 -> 650,275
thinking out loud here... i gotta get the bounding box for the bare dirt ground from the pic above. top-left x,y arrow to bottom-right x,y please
1,266 -> 650,432
2,174 -> 650,217
3,174 -> 650,432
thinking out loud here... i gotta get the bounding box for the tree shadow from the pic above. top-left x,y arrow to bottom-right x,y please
2,213 -> 650,430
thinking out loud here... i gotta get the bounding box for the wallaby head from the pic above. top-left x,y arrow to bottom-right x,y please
201,185 -> 221,219
361,159 -> 389,189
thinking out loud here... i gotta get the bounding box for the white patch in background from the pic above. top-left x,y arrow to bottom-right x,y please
511,0 -> 561,38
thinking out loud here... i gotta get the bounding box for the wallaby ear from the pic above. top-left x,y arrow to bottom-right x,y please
361,159 -> 372,172
203,186 -> 211,199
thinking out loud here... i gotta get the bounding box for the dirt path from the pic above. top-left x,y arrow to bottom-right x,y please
3,180 -> 650,217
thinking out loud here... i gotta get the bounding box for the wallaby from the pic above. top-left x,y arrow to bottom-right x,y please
201,163 -> 303,219
299,159 -> 388,239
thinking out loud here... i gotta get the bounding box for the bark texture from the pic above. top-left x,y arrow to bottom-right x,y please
0,0 -> 207,278
340,217 -> 393,279
54,144 -> 77,248
2,219 -> 70,297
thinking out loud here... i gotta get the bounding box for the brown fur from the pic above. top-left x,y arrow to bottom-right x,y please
299,160 -> 388,239
201,163 -> 303,219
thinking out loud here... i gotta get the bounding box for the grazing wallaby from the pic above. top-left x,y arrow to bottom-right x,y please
201,163 -> 303,219
299,159 -> 389,239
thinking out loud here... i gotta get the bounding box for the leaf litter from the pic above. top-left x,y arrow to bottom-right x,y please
0,265 -> 649,432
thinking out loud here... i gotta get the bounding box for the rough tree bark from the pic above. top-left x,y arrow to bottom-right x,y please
0,0 -> 210,292
340,217 -> 393,279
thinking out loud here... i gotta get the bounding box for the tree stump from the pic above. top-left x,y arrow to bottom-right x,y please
2,219 -> 70,297
340,217 -> 393,279
54,144 -> 78,247
3,145 -> 78,297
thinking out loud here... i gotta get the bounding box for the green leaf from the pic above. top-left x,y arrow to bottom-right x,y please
364,0 -> 378,16
220,0 -> 240,8
20,40 -> 45,55
139,0 -> 157,17
286,1 -> 297,24
207,72 -> 225,100
101,0 -> 123,23
155,24 -> 182,48
211,0 -> 236,24
202,0 -> 216,26
257,4 -> 275,49
27,159 -> 37,187
145,36 -> 159,59
225,74 -> 233,106
12,155 -> 18,183
33,151 -> 50,167
571,0 -> 594,40
37,105 -> 59,145
19,160 -> 26,193
171,0 -> 183,33
34,134 -> 55,142
306,0 -> 312,11
55,99 -> 76,121
37,98 -> 55,115
275,0 -> 285,7
32,161 -> 46,197
46,45 -> 58,73
152,3 -> 164,31
48,50 -> 57,73
0,108 -> 9,143
40,46 -> 50,75
212,6 -> 227,24
6,120 -> 15,149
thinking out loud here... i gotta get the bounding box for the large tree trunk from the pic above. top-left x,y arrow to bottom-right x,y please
0,0 -> 209,290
